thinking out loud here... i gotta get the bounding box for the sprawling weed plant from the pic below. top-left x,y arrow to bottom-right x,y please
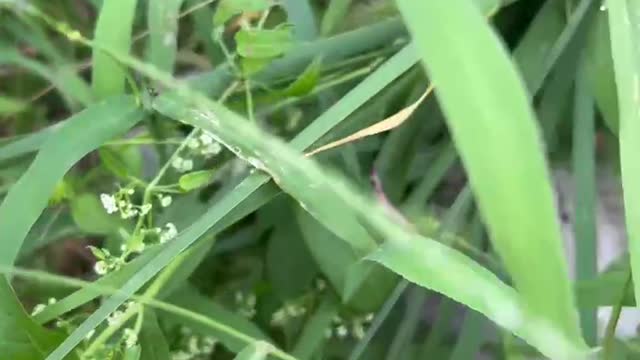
0,0 -> 637,358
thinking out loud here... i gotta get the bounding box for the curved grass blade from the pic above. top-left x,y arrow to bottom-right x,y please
0,96 -> 144,267
573,58 -> 598,345
0,123 -> 62,163
605,0 -> 640,309
92,0 -> 138,98
44,44 -> 419,359
147,0 -> 184,72
395,0 -> 584,348
0,46 -> 92,107
153,85 -> 588,359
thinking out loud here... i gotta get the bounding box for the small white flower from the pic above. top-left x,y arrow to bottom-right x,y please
182,159 -> 193,171
127,188 -> 135,195
139,203 -> 152,216
31,304 -> 46,316
160,195 -> 173,208
100,194 -> 118,214
364,313 -> 374,323
160,223 -> 178,243
336,325 -> 348,338
187,138 -> 201,149
600,4 -> 607,11
171,157 -> 193,172
94,260 -> 108,275
125,301 -> 139,312
352,322 -> 365,340
188,336 -> 200,353
171,351 -> 191,360
121,206 -> 138,219
85,329 -> 95,340
199,132 -> 214,145
271,309 -> 287,326
201,336 -> 217,353
47,297 -> 57,305
107,310 -> 123,326
123,328 -> 138,348
246,294 -> 256,308
201,142 -> 222,157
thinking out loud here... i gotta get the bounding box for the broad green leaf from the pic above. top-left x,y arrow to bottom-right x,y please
0,278 -> 76,360
147,0 -> 184,72
0,95 -> 144,268
213,0 -> 271,27
395,0 -> 584,349
235,26 -> 294,59
139,310 -> 170,360
606,0 -> 640,306
92,0 -> 138,98
233,342 -> 271,360
178,169 -> 217,191
70,193 -> 123,235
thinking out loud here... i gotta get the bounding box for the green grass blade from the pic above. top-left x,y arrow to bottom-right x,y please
395,0 -> 584,347
606,0 -> 640,308
320,0 -> 353,36
572,58 -> 598,345
92,0 -> 138,98
514,0 -> 596,95
450,311 -> 487,360
281,0 -> 317,41
0,124 -> 61,163
147,0 -> 184,72
585,10 -> 619,133
0,96 -> 144,267
0,46 -> 92,107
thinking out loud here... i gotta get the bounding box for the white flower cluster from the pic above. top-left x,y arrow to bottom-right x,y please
100,188 -> 152,219
159,222 -> 178,243
270,302 -> 307,327
171,156 -> 194,173
90,246 -> 126,276
31,297 -> 57,316
171,327 -> 217,360
123,328 -> 138,348
172,130 -> 223,173
190,131 -> 223,158
234,291 -> 257,318
325,313 -> 374,340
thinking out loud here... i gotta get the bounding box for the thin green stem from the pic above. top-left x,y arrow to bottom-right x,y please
602,271 -> 633,359
245,79 -> 255,122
